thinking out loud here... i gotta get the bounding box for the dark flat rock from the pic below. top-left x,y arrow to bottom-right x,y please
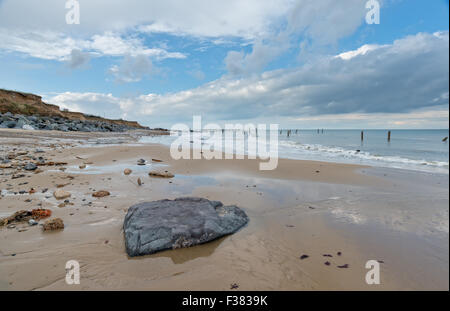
123,197 -> 249,257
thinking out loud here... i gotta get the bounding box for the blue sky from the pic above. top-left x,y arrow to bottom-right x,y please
0,0 -> 448,128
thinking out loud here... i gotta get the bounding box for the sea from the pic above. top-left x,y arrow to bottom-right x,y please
140,129 -> 449,174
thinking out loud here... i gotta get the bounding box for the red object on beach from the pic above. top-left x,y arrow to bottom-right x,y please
32,209 -> 52,219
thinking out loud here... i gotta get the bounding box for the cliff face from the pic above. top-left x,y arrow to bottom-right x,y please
0,89 -> 146,129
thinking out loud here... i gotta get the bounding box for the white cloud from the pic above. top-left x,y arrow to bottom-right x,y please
0,0 -> 292,39
336,44 -> 384,60
44,92 -> 130,120
0,29 -> 185,61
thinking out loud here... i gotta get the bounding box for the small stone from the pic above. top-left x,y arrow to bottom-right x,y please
79,164 -> 86,169
137,178 -> 142,186
230,283 -> 239,290
28,219 -> 38,226
92,190 -> 110,198
124,168 -> 132,175
53,189 -> 71,200
148,170 -> 174,178
300,254 -> 309,260
24,163 -> 37,171
137,159 -> 146,165
324,261 -> 331,266
337,264 -> 349,269
42,218 -> 64,231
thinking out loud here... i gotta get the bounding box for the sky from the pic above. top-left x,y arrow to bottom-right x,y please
0,0 -> 448,129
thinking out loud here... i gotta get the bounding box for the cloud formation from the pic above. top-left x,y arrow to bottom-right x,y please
225,0 -> 369,75
109,55 -> 155,83
67,49 -> 90,69
0,29 -> 185,61
0,0 -> 292,38
44,32 -> 449,128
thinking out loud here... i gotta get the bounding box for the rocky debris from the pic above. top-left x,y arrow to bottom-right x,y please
0,209 -> 51,226
137,178 -> 142,186
124,168 -> 132,175
148,170 -> 174,178
123,197 -> 249,257
299,254 -> 309,260
152,159 -> 163,162
0,109 -> 147,133
443,137 -> 448,142
230,283 -> 239,290
31,209 -> 52,219
92,190 -> 110,198
79,164 -> 86,169
137,159 -> 146,166
42,218 -> 64,231
53,189 -> 71,200
0,210 -> 32,226
23,163 -> 37,171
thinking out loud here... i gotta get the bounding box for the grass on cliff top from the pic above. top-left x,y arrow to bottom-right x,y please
1,102 -> 39,115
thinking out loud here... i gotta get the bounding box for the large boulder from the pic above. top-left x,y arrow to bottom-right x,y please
123,197 -> 249,257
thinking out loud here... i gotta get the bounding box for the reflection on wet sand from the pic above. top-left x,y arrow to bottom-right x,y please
146,236 -> 226,265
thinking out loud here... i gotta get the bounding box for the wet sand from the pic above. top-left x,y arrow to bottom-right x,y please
0,129 -> 448,290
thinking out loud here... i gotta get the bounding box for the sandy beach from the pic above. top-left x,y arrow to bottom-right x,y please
0,128 -> 448,291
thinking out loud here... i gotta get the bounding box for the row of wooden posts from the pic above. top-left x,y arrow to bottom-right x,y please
278,129 -> 393,142
360,130 -> 391,142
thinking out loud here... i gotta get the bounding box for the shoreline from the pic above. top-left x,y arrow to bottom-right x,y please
2,128 -> 448,177
0,129 -> 448,290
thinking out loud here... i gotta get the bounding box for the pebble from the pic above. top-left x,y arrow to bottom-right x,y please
53,189 -> 71,200
28,219 -> 38,226
24,163 -> 37,171
92,190 -> 110,198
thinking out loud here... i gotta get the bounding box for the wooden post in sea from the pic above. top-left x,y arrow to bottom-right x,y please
361,130 -> 364,141
388,131 -> 391,142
